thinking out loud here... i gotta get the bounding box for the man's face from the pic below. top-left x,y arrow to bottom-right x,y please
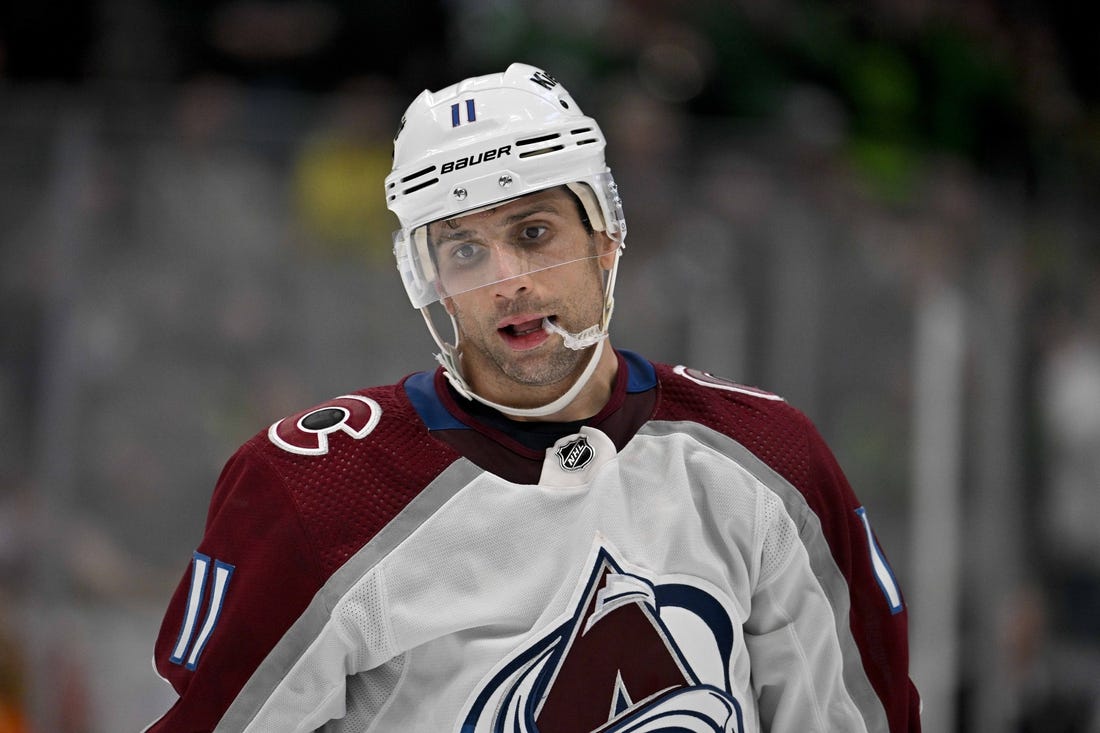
427,187 -> 617,401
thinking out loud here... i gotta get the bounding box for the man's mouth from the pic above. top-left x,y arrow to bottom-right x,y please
508,319 -> 544,336
498,315 -> 553,350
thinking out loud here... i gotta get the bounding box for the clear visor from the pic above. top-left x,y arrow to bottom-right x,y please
393,178 -> 624,308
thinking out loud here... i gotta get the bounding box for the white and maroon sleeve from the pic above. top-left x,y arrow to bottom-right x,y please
654,362 -> 921,732
146,443 -> 326,732
744,410 -> 921,733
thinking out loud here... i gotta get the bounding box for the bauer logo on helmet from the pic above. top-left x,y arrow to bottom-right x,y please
440,144 -> 513,175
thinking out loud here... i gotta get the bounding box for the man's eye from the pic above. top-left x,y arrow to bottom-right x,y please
452,243 -> 478,260
520,225 -> 547,241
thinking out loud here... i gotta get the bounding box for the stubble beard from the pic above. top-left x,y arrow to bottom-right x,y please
455,297 -> 599,395
494,337 -> 588,388
452,254 -> 608,402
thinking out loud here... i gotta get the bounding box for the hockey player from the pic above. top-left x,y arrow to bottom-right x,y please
146,63 -> 921,732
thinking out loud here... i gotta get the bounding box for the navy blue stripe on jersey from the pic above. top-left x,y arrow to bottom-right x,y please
403,350 -> 654,432
404,371 -> 467,431
622,349 -> 657,393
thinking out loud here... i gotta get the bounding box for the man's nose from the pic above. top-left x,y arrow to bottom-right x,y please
489,241 -> 527,278
488,243 -> 532,295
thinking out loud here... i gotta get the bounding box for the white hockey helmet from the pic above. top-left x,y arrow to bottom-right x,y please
384,63 -> 627,418
386,62 -> 626,309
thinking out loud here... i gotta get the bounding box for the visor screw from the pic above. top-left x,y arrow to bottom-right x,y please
498,174 -> 513,188
452,187 -> 468,200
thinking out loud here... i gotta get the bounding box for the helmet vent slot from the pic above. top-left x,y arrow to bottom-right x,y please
518,144 -> 565,159
402,165 -> 437,183
515,132 -> 561,147
403,177 -> 439,194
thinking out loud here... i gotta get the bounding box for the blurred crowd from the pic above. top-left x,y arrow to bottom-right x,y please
1,2 -> 1099,731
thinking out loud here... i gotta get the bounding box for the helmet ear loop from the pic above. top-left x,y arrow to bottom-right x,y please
599,237 -> 624,334
417,224 -> 470,394
420,302 -> 475,401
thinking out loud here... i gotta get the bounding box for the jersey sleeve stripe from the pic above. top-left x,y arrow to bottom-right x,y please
856,507 -> 904,614
186,560 -> 236,670
170,552 -> 211,665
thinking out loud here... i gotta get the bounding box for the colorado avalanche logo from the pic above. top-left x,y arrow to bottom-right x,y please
459,546 -> 745,733
268,395 -> 381,456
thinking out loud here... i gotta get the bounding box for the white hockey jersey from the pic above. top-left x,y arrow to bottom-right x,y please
147,350 -> 921,732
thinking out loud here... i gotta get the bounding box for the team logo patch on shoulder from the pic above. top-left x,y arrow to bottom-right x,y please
268,395 -> 382,456
673,365 -> 784,401
556,434 -> 594,472
458,542 -> 745,733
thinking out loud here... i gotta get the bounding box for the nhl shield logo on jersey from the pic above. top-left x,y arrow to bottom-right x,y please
556,435 -> 594,472
458,544 -> 745,733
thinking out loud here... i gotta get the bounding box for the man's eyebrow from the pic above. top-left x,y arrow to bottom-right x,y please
500,202 -> 563,225
433,227 -> 478,243
430,202 -> 564,245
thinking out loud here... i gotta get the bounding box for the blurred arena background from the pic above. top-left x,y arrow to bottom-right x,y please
1,1 -> 1098,731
